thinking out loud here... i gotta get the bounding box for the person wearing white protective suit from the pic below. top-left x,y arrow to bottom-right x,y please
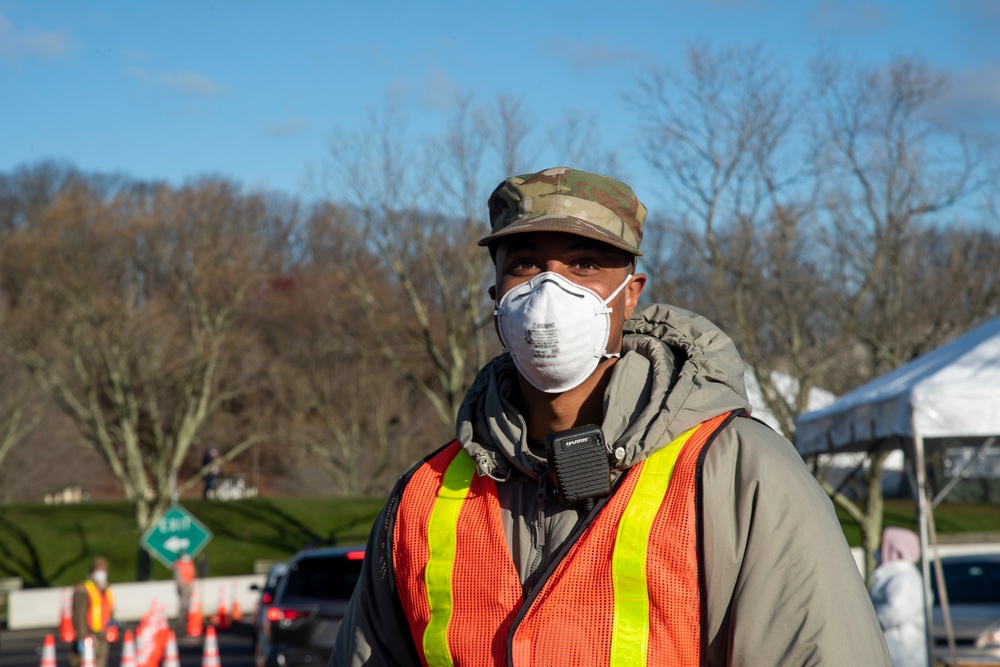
870,526 -> 928,667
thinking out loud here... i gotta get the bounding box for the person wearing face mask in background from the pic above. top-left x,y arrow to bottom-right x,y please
331,167 -> 890,666
70,556 -> 115,667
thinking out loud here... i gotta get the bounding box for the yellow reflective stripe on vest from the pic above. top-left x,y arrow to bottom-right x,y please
610,423 -> 699,667
423,450 -> 477,667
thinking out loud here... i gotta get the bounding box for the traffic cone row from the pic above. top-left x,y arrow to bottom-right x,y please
41,599 -> 228,667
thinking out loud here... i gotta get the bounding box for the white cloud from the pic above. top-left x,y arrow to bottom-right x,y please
125,65 -> 224,96
542,36 -> 652,72
420,69 -> 458,110
122,48 -> 150,63
263,116 -> 307,138
934,63 -> 1000,128
811,0 -> 892,34
0,13 -> 73,62
946,0 -> 1000,60
948,0 -> 1000,24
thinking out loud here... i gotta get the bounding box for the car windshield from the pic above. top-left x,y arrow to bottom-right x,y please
267,566 -> 287,588
931,558 -> 1000,605
268,574 -> 286,592
282,555 -> 363,600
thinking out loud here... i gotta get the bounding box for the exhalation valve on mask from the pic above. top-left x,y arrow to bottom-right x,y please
495,272 -> 632,393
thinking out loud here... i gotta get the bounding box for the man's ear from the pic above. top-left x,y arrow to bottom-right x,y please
624,273 -> 647,319
488,284 -> 497,301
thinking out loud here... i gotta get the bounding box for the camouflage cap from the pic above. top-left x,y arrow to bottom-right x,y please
479,166 -> 646,256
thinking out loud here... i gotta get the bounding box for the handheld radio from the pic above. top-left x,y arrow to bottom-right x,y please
544,424 -> 612,505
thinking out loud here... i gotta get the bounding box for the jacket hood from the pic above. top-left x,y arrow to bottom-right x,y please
456,303 -> 751,481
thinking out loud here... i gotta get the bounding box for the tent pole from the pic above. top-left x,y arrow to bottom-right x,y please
927,495 -> 956,662
911,430 -> 935,667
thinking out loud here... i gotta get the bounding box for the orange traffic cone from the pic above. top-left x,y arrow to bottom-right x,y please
230,583 -> 242,623
216,586 -> 229,631
201,626 -> 220,667
148,628 -> 168,667
59,589 -> 75,642
161,631 -> 180,667
120,630 -> 137,667
187,586 -> 204,638
135,614 -> 151,667
39,634 -> 56,667
81,637 -> 96,667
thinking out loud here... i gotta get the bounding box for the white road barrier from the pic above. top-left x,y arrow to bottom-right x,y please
6,574 -> 264,630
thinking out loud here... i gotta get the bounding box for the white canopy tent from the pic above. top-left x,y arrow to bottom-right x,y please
745,370 -> 905,476
795,315 -> 1000,664
745,368 -> 835,430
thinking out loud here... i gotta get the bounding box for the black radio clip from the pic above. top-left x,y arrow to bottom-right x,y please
544,424 -> 612,507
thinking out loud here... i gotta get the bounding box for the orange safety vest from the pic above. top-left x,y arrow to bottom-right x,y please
393,411 -> 734,667
174,558 -> 196,586
83,581 -> 114,633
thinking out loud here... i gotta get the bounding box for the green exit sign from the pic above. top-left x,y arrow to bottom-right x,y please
140,505 -> 213,568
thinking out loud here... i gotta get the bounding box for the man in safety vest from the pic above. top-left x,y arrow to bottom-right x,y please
70,556 -> 115,667
172,551 -> 197,635
331,167 -> 892,666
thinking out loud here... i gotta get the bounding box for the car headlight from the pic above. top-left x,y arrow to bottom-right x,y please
976,623 -> 1000,649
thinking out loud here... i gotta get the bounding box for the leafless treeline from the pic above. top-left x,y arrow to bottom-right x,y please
1,46 -> 999,571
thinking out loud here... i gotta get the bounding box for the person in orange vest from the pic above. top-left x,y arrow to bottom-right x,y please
171,551 -> 197,636
70,556 -> 115,667
331,167 -> 892,666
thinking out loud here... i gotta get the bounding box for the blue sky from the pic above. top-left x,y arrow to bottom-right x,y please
2,1 -> 999,211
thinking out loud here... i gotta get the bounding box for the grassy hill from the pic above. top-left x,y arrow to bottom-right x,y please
2,496 -> 999,589
0,497 -> 385,588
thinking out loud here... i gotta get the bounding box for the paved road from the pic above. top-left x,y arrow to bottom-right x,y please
0,624 -> 255,667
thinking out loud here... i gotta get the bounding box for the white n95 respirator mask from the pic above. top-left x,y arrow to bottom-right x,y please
495,272 -> 632,393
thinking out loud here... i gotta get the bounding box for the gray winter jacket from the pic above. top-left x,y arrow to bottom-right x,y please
331,304 -> 891,666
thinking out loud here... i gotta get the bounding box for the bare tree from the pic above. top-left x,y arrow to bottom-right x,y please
491,95 -> 533,177
634,43 -> 822,436
0,170 -> 293,550
0,379 -> 38,475
811,56 -> 1000,384
547,109 -> 623,178
634,46 -> 1000,582
808,55 -> 1000,578
322,101 -> 496,430
248,205 -> 440,496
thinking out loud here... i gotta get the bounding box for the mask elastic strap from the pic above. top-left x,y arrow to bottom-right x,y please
594,274 -> 633,359
595,274 -> 633,314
